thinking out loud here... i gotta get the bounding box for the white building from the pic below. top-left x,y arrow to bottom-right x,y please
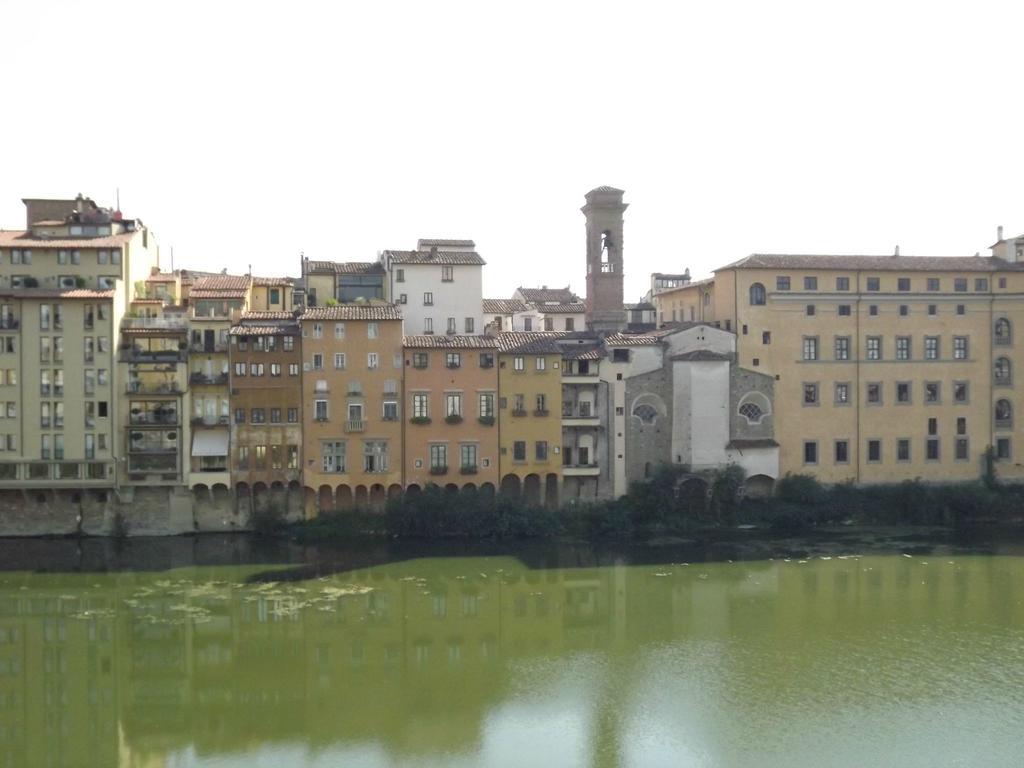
513,286 -> 586,333
483,298 -> 531,332
380,239 -> 484,336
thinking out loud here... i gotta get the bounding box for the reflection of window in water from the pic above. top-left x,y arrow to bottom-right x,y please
462,593 -> 479,617
514,594 -> 527,617
535,594 -> 548,617
447,642 -> 462,666
415,641 -> 431,667
432,593 -> 447,618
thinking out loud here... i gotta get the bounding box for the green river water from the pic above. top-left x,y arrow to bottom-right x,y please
0,532 -> 1022,767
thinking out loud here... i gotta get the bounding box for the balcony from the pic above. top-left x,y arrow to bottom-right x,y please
563,463 -> 600,476
344,420 -> 365,433
190,342 -> 229,354
191,416 -> 231,427
511,409 -> 527,417
562,407 -> 601,427
0,462 -> 112,487
190,372 -> 230,386
444,414 -> 463,424
129,413 -> 180,426
460,465 -> 478,475
0,317 -> 19,330
122,316 -> 189,332
429,465 -> 448,476
120,348 -> 187,363
533,409 -> 550,417
410,416 -> 432,425
126,381 -> 183,395
477,416 -> 495,426
563,372 -> 599,384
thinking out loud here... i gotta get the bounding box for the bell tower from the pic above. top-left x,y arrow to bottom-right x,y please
583,186 -> 628,333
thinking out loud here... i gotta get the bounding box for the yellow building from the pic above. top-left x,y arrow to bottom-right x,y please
704,249 -> 1024,483
652,277 -> 715,326
0,194 -> 159,496
299,304 -> 404,513
496,333 -> 563,505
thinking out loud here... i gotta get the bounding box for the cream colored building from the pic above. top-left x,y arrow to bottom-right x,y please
0,195 -> 159,492
701,244 -> 1024,484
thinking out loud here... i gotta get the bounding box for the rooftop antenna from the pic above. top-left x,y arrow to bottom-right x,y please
170,246 -> 174,272
116,187 -> 120,211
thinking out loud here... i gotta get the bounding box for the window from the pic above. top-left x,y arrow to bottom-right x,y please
866,336 -> 881,360
513,441 -> 526,461
313,323 -> 323,338
838,304 -> 851,316
749,283 -> 766,305
954,381 -> 969,403
535,441 -> 548,461
898,305 -> 909,317
895,336 -> 910,360
867,382 -> 882,404
928,417 -> 938,436
927,278 -> 940,291
543,317 -> 554,331
897,439 -> 911,462
924,382 -> 940,403
762,331 -> 771,345
315,400 -> 328,421
866,277 -> 880,291
776,276 -> 790,291
995,318 -> 1012,345
802,336 -> 818,361
412,393 -> 429,419
322,441 -> 346,473
251,408 -> 266,424
836,276 -> 850,291
834,336 -> 850,360
446,352 -> 461,369
804,276 -> 817,290
429,444 -> 447,470
249,363 -> 264,376
806,305 -> 815,316
460,443 -> 477,470
289,363 -> 299,376
834,382 -> 850,405
924,336 -> 939,360
927,304 -> 937,316
284,335 -> 295,352
423,318 -> 433,334
313,353 -> 324,370
565,318 -> 575,331
334,323 -> 345,339
479,352 -> 494,368
995,399 -> 1013,428
423,292 -> 434,306
367,322 -> 379,339
447,317 -> 456,334
956,416 -> 966,435
270,363 -> 281,376
897,277 -> 911,292
803,441 -> 818,465
288,408 -> 299,423
996,438 -> 1012,461
442,265 -> 454,282
1000,277 -> 1008,289
360,440 -> 389,473
234,362 -> 246,377
399,293 -> 407,304
367,352 -> 379,369
956,304 -> 965,315
803,383 -> 819,406
412,352 -> 428,369
396,268 -> 405,283
445,393 -> 462,417
953,336 -> 968,359
234,408 -> 245,424
535,393 -> 547,414
479,393 -> 495,418
269,288 -> 280,305
465,317 -> 474,333
995,357 -> 1012,384
237,446 -> 250,469
523,317 -> 532,331
834,440 -> 849,463
270,408 -> 282,424
383,401 -> 398,420
514,356 -> 525,371
926,438 -> 940,461
954,278 -> 967,292
975,278 -> 989,292
896,382 -> 911,404
867,439 -> 881,463
535,356 -> 547,371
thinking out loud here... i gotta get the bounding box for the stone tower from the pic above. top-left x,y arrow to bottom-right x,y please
583,186 -> 628,333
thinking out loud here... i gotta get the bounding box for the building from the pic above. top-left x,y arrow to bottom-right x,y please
703,246 -> 1024,484
301,259 -> 386,306
582,187 -> 628,333
512,286 -> 585,332
496,333 -> 563,505
228,311 -> 303,518
651,277 -> 715,325
483,298 -> 530,333
381,239 -> 485,336
0,194 -> 159,501
402,335 -> 499,492
299,304 -> 404,513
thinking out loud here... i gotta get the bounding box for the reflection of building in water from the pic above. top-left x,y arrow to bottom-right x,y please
0,555 -> 1021,765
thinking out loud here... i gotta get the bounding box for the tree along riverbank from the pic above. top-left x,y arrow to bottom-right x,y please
261,466 -> 1024,542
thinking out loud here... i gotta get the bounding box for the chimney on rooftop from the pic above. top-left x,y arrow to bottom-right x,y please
894,245 -> 900,256
429,245 -> 438,259
998,225 -> 1004,242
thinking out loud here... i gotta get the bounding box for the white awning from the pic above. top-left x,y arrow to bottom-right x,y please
192,430 -> 229,457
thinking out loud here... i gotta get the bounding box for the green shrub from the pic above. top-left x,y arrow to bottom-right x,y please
776,473 -> 827,505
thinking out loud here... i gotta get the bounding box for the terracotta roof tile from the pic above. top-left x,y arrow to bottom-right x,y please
603,332 -> 663,346
383,250 -> 485,266
0,288 -> 114,299
145,273 -> 177,283
496,331 -> 565,354
403,334 -> 498,349
416,238 -> 476,248
241,310 -> 297,321
300,304 -> 402,321
538,302 -> 585,314
518,286 -> 579,304
252,276 -> 294,286
718,253 -> 1015,273
306,261 -> 384,274
229,325 -> 299,336
483,298 -> 529,314
0,230 -> 133,249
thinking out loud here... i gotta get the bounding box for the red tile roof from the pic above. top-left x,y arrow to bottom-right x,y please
483,298 -> 529,314
496,331 -> 565,354
718,253 -> 1014,272
383,250 -> 485,266
0,230 -> 133,249
0,288 -> 114,299
403,334 -> 498,349
517,286 -> 579,304
189,275 -> 250,299
300,304 -> 402,321
252,276 -> 294,287
538,302 -> 585,314
241,310 -> 297,321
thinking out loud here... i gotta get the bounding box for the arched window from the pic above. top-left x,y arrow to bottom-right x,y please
703,292 -> 711,306
995,399 -> 1013,428
995,357 -> 1012,384
749,283 -> 766,306
995,318 -> 1012,345
737,391 -> 771,425
632,404 -> 658,424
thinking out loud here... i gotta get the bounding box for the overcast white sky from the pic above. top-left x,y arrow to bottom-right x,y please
1,0 -> 1022,300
